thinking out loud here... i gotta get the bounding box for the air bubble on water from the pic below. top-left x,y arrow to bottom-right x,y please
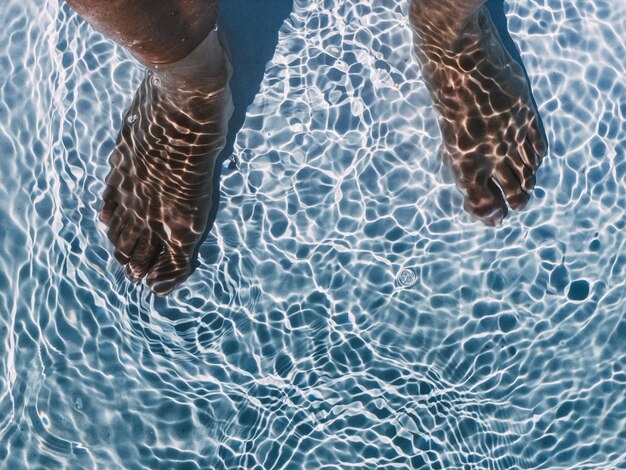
223,155 -> 238,170
75,398 -> 83,411
40,413 -> 49,427
397,268 -> 417,288
152,77 -> 161,87
67,308 -> 77,324
127,114 -> 139,124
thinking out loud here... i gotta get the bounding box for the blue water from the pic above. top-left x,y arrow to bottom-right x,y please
1,0 -> 625,468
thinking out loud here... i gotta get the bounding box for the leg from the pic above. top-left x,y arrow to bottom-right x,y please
66,0 -> 233,295
409,0 -> 547,225
65,0 -> 219,66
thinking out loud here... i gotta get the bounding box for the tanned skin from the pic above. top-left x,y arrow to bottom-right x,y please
67,0 -> 232,295
409,0 -> 546,225
65,0 -> 546,294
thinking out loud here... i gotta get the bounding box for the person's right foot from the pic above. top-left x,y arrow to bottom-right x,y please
411,4 -> 547,226
99,30 -> 233,295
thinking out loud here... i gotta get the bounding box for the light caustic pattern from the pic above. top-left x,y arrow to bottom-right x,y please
0,0 -> 625,468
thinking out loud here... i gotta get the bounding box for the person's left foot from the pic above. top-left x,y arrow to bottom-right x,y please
99,30 -> 232,295
411,3 -> 548,225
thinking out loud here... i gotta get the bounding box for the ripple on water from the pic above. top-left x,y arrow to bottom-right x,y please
0,0 -> 625,468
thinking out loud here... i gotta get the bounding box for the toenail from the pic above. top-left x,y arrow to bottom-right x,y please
483,208 -> 503,226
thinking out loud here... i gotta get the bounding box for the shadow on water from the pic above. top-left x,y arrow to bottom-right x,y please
485,0 -> 548,142
220,0 -> 295,162
189,0 -> 294,282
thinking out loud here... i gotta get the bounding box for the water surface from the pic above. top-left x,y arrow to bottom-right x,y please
0,0 -> 625,468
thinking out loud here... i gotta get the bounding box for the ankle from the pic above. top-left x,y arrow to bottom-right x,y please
147,27 -> 231,92
410,0 -> 484,46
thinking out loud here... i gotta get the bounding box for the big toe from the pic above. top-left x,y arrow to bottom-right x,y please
146,249 -> 193,296
462,177 -> 508,227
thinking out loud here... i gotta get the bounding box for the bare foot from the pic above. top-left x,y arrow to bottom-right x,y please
99,30 -> 233,295
411,4 -> 547,225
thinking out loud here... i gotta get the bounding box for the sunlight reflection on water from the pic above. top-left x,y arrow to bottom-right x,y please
0,0 -> 625,468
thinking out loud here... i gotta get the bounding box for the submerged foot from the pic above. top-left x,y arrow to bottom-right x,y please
99,30 -> 232,295
411,4 -> 547,225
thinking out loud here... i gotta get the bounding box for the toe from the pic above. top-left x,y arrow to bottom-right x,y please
99,186 -> 118,225
512,153 -> 536,195
126,233 -> 160,280
518,134 -> 543,170
107,207 -> 127,245
146,249 -> 193,296
460,175 -> 508,227
525,112 -> 548,160
494,161 -> 530,210
113,223 -> 140,265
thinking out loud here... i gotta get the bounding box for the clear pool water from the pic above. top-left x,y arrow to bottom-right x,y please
1,0 -> 625,468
